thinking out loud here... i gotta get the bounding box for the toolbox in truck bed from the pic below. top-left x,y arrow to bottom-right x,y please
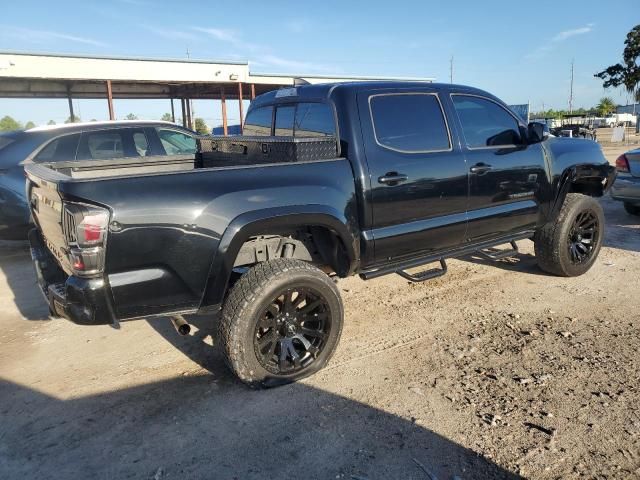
197,135 -> 337,167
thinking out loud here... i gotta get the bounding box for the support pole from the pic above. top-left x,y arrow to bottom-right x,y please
238,82 -> 244,133
67,86 -> 75,123
181,98 -> 186,128
220,87 -> 228,136
250,83 -> 256,100
186,98 -> 192,130
106,80 -> 115,120
170,98 -> 175,123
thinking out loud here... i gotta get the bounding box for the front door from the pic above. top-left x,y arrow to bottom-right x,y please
358,89 -> 468,264
449,94 -> 549,242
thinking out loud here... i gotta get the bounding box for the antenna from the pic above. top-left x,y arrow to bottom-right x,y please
568,59 -> 574,114
449,56 -> 454,84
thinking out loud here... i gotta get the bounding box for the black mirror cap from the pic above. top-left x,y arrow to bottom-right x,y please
527,122 -> 546,143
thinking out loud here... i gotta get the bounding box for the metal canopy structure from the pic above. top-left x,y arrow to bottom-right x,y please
0,51 -> 434,134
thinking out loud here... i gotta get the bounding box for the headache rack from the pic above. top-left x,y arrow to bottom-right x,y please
197,135 -> 338,168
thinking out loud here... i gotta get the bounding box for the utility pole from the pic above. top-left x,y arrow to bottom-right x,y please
568,59 -> 574,115
449,56 -> 454,84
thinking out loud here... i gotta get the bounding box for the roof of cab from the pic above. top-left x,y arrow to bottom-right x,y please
249,81 -> 496,109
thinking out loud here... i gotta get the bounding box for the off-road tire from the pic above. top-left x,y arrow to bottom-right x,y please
623,202 -> 640,216
218,258 -> 343,388
534,193 -> 604,277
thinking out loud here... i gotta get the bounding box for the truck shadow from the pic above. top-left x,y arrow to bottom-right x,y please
0,241 -> 50,321
0,375 -> 521,479
458,251 -> 548,276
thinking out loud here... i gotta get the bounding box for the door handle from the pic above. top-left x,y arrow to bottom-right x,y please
378,173 -> 408,185
470,163 -> 492,174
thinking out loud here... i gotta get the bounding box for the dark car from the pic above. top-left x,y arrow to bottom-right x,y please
26,82 -> 615,387
0,121 -> 198,239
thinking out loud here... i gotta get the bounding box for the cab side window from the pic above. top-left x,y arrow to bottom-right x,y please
369,94 -> 450,152
452,95 -> 522,148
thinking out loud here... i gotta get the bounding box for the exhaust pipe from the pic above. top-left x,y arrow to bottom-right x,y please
170,316 -> 191,336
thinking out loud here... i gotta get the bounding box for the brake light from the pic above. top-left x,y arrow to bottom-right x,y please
62,202 -> 110,276
76,211 -> 109,246
616,154 -> 630,173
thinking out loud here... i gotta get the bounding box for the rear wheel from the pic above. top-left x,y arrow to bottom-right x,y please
218,259 -> 343,388
623,202 -> 640,216
534,193 -> 604,277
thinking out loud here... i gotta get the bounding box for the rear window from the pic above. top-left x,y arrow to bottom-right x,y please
294,103 -> 335,137
34,134 -> 81,162
275,105 -> 295,136
369,94 -> 450,152
244,106 -> 273,136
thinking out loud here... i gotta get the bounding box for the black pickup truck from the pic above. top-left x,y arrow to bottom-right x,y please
26,82 -> 615,387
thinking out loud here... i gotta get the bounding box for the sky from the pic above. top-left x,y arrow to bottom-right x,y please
0,0 -> 638,128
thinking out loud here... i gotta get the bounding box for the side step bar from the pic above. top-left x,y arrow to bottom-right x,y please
477,240 -> 519,261
360,231 -> 533,281
397,258 -> 447,283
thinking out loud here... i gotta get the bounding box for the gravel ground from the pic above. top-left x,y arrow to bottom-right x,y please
0,145 -> 638,479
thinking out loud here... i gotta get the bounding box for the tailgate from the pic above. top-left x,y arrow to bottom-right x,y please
625,149 -> 640,177
26,165 -> 73,274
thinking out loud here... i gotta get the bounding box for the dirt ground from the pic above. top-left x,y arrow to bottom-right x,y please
1,144 -> 639,480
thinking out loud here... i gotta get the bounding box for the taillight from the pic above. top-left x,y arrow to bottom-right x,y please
62,202 -> 110,276
615,154 -> 630,173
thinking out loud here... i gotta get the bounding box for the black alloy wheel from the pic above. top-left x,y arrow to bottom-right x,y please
254,287 -> 331,375
567,210 -> 599,264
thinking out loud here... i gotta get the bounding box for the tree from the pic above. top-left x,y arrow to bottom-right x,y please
65,115 -> 80,124
596,97 -> 616,117
24,121 -> 36,130
194,117 -> 209,134
125,113 -> 138,120
161,112 -> 173,122
0,115 -> 22,131
595,24 -> 640,100
47,120 -> 56,125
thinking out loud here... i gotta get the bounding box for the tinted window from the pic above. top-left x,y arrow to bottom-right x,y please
294,103 -> 335,137
369,94 -> 450,152
274,105 -> 295,136
243,106 -> 272,136
77,130 -> 125,160
34,134 -> 80,162
452,95 -> 522,148
133,131 -> 149,156
156,128 -> 196,155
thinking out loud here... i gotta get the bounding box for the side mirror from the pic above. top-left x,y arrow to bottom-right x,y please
527,122 -> 547,143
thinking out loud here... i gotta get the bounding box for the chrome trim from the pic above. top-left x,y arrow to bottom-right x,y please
367,92 -> 453,154
450,93 -> 525,150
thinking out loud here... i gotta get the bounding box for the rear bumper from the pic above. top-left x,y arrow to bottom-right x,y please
610,174 -> 640,204
28,229 -> 115,325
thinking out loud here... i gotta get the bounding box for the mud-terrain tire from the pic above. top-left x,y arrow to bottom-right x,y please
623,202 -> 640,216
218,259 -> 343,388
534,193 -> 604,277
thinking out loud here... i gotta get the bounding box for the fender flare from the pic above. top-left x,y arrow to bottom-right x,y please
199,205 -> 359,310
550,164 -> 616,220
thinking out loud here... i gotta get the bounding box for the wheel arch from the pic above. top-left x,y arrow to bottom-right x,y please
199,205 -> 359,311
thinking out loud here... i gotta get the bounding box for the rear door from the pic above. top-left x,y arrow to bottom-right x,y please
358,88 -> 468,263
449,94 -> 549,242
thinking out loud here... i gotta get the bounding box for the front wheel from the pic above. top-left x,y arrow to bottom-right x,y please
534,193 -> 604,277
218,259 -> 344,388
